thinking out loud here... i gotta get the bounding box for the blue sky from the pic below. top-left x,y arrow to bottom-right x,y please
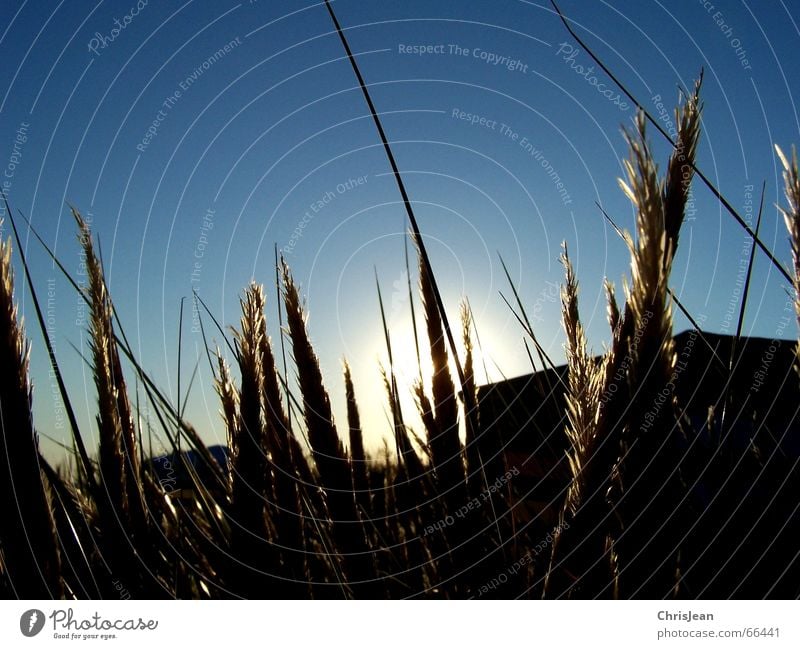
1,0 -> 799,460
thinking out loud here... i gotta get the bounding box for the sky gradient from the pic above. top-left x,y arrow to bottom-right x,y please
1,0 -> 799,460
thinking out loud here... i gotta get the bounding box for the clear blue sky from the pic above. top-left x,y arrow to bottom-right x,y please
1,0 -> 799,460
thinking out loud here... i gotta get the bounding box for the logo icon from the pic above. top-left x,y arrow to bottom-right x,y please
20,609 -> 45,637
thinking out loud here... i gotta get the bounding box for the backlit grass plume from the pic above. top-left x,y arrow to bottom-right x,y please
281,261 -> 377,595
343,360 -> 369,508
73,209 -> 147,546
611,111 -> 689,597
777,144 -> 800,332
559,244 -> 603,517
460,301 -> 482,495
229,284 -> 273,558
256,287 -> 306,586
663,75 -> 703,254
545,246 -> 616,600
418,253 -> 464,500
547,81 -> 703,598
281,263 -> 350,508
0,226 -> 62,597
214,351 -> 239,496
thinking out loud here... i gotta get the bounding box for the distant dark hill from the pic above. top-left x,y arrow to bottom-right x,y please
147,444 -> 229,494
475,330 -> 800,526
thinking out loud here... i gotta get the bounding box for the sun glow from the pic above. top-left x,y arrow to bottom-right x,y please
349,309 -> 491,457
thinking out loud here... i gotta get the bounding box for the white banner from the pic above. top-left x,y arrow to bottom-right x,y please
0,600 -> 797,648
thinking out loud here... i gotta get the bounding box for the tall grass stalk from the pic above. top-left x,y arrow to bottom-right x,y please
281,262 -> 377,596
547,80 -> 702,598
343,361 -> 369,510
0,227 -> 62,597
777,145 -> 800,334
73,209 -> 158,597
418,254 -> 464,501
227,283 -> 278,595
